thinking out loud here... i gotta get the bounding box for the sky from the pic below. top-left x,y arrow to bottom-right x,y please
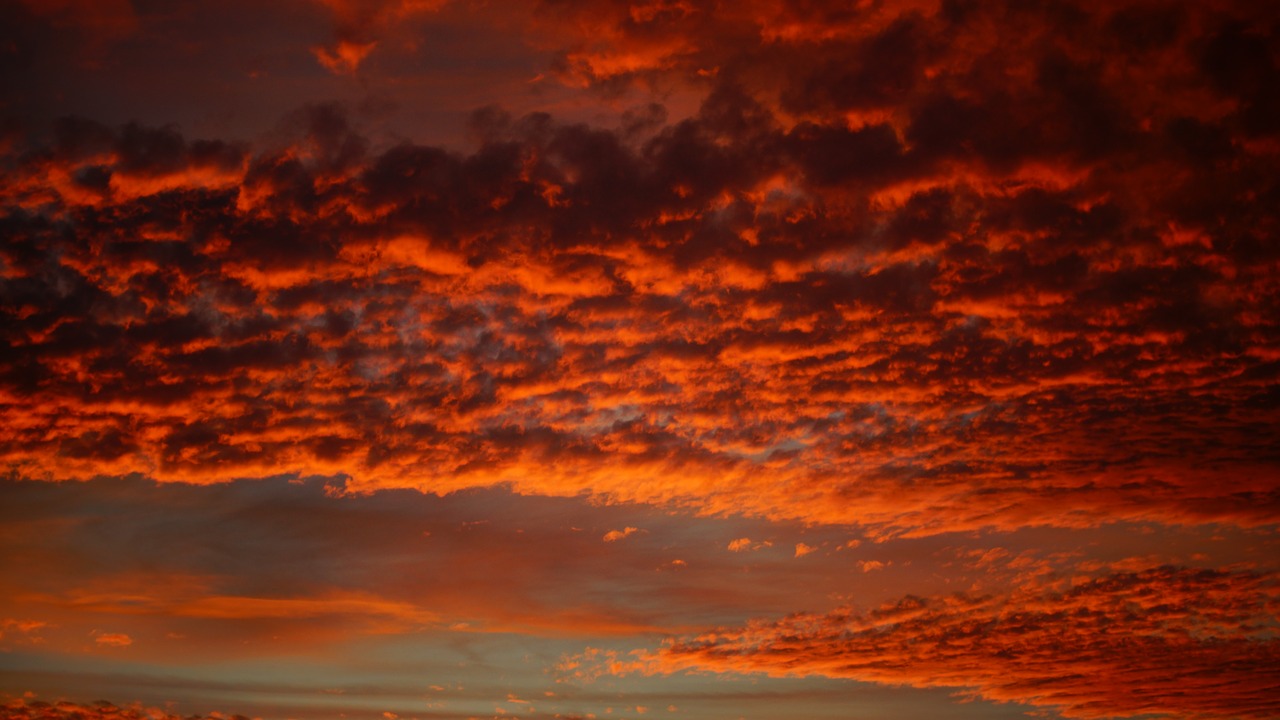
1,0 -> 1278,719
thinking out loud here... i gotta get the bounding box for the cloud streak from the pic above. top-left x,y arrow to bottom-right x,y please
2,698 -> 238,720
564,566 -> 1280,719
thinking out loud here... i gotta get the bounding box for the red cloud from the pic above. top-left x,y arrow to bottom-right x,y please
311,39 -> 378,75
2,2 -> 1278,539
564,566 -> 1280,719
3,2 -> 1276,719
309,0 -> 448,74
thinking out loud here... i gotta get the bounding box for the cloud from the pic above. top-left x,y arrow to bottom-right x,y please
1,2 -> 1278,542
2,698 -> 247,720
92,632 -> 132,647
312,39 -> 378,75
2,480 -> 1275,720
564,566 -> 1280,719
309,0 -> 449,74
0,618 -> 49,646
4,2 -> 1275,719
603,527 -> 642,542
5,476 -> 885,661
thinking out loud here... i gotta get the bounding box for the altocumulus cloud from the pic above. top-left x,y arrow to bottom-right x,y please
3,40 -> 1278,536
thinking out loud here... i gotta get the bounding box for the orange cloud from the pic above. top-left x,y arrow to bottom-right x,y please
311,39 -> 378,75
0,618 -> 49,647
175,594 -> 439,627
565,567 -> 1280,719
2,698 -> 248,720
34,576 -> 440,635
603,527 -> 642,542
309,0 -> 449,74
92,632 -> 132,647
3,3 -> 1278,542
4,2 -> 1277,719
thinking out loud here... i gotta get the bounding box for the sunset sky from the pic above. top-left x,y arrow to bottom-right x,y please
2,1 -> 1279,718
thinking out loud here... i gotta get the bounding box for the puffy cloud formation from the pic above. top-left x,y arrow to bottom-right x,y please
4,26 -> 1277,535
563,566 -> 1280,719
2,1 -> 1279,718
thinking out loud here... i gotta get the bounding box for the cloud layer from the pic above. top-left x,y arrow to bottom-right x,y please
5,0 -> 1279,533
564,566 -> 1280,719
2,698 -> 243,720
2,2 -> 1278,718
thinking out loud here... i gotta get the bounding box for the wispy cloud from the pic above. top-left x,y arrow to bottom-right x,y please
565,567 -> 1280,719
